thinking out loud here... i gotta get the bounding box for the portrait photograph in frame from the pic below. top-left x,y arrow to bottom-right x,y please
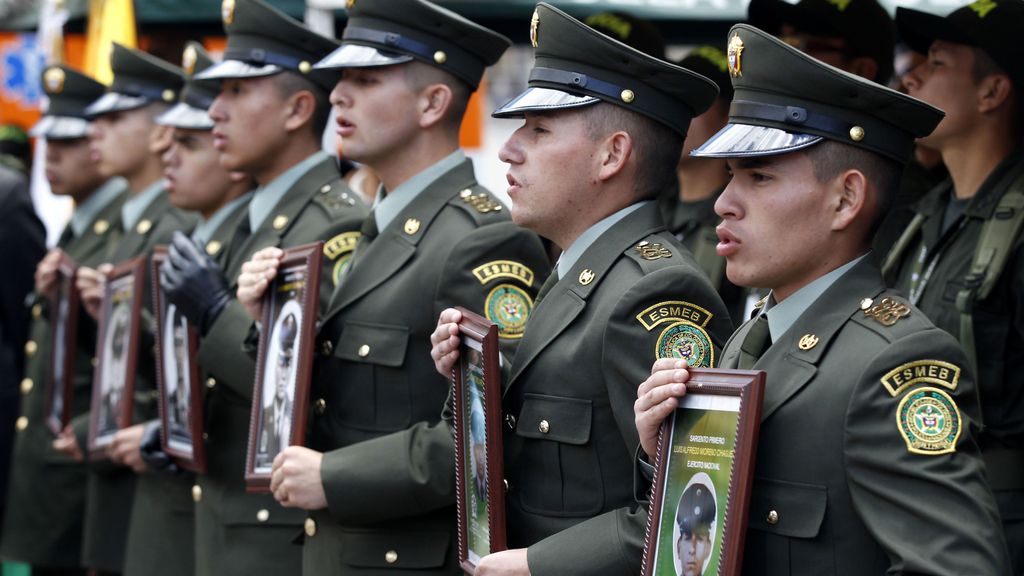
452,307 -> 506,574
245,241 -> 322,492
45,253 -> 80,435
87,256 -> 145,459
642,368 -> 766,576
152,247 -> 206,473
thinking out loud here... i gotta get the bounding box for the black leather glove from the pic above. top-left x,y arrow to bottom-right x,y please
139,420 -> 180,476
160,231 -> 232,336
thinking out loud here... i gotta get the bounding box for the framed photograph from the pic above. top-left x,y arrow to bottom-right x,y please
87,256 -> 146,459
151,247 -> 206,473
45,253 -> 80,435
641,368 -> 766,576
452,307 -> 506,574
245,241 -> 323,492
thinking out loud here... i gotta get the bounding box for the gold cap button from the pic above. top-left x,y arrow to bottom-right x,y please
206,377 -> 216,389
20,378 -> 33,394
298,61 -> 312,74
357,344 -> 370,358
538,419 -> 550,434
620,89 -> 635,103
304,517 -> 317,537
24,340 -> 37,356
385,550 -> 398,564
849,126 -> 865,142
273,215 -> 289,230
31,304 -> 42,319
433,50 -> 447,64
162,89 -> 176,102
256,509 -> 270,522
767,510 -> 779,525
15,416 -> 28,431
192,485 -> 203,503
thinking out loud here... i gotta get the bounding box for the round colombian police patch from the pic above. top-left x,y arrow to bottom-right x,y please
897,387 -> 961,455
655,321 -> 713,367
485,284 -> 532,339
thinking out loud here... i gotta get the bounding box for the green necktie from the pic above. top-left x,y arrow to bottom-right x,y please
738,314 -> 771,370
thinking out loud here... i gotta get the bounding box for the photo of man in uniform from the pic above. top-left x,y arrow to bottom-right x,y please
674,479 -> 717,576
97,303 -> 130,440
257,309 -> 298,470
49,283 -> 71,429
163,304 -> 191,445
464,346 -> 487,502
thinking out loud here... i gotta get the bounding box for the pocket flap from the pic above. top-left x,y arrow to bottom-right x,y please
748,477 -> 827,538
515,393 -> 592,445
335,321 -> 409,368
341,528 -> 449,569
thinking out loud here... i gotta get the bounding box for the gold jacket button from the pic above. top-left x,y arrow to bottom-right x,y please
357,344 -> 370,358
24,340 -> 37,356
31,304 -> 42,319
15,416 -> 28,431
767,510 -> 779,525
321,340 -> 333,356
192,485 -> 203,503
304,517 -> 317,537
206,377 -> 217,389
20,378 -> 32,394
315,398 -> 327,415
256,509 -> 270,522
385,550 -> 398,564
538,420 -> 550,434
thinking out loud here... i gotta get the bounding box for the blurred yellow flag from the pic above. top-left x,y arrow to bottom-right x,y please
83,0 -> 137,85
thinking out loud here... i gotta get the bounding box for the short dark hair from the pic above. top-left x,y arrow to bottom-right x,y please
402,60 -> 472,133
271,71 -> 331,138
583,103 -> 683,200
804,139 -> 902,236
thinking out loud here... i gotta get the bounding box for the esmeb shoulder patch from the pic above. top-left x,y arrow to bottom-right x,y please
635,301 -> 714,367
472,260 -> 535,287
880,360 -> 960,397
323,231 -> 360,287
485,284 -> 532,339
896,387 -> 961,455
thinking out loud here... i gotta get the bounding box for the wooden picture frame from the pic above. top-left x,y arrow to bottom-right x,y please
87,256 -> 146,459
245,241 -> 323,492
641,368 -> 766,576
152,247 -> 207,473
45,253 -> 80,435
452,307 -> 506,574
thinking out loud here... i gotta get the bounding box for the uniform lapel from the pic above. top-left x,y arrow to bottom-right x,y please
322,160 -> 478,321
109,189 -> 170,263
505,203 -> 664,391
67,186 -> 128,265
753,258 -> 886,422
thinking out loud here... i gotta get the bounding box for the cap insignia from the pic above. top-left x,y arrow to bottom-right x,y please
346,0 -> 356,8
530,9 -> 540,48
968,0 -> 998,18
727,33 -> 744,78
44,67 -> 65,94
222,0 -> 235,25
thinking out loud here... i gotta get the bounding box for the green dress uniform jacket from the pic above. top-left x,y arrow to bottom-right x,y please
501,202 -> 732,575
722,258 -> 1009,575
660,189 -> 747,323
0,183 -> 126,569
304,159 -> 550,575
885,153 -> 1024,570
73,189 -> 195,573
193,156 -> 366,576
122,194 -> 252,576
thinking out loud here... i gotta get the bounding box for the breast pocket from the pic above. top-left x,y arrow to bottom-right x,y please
746,477 -> 833,576
514,393 -> 602,516
332,321 -> 411,432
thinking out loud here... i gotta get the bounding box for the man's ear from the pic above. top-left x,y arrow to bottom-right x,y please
847,56 -> 880,84
283,90 -> 317,132
418,83 -> 454,129
831,168 -> 868,232
150,123 -> 175,155
596,131 -> 633,182
977,72 -> 1014,115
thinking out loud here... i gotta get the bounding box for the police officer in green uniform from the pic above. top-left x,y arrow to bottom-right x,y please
635,24 -> 1011,575
884,2 -> 1024,571
660,45 -> 747,322
160,2 -> 367,574
53,44 -> 194,575
235,0 -> 549,573
0,65 -> 125,576
428,5 -> 733,573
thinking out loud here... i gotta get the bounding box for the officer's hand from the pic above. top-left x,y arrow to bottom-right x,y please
270,446 -> 327,510
76,264 -> 112,320
429,308 -> 463,378
237,247 -> 284,322
53,425 -> 83,462
476,548 -> 531,576
161,232 -> 232,336
139,420 -> 180,475
109,423 -> 149,473
35,248 -> 64,294
635,359 -> 691,461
